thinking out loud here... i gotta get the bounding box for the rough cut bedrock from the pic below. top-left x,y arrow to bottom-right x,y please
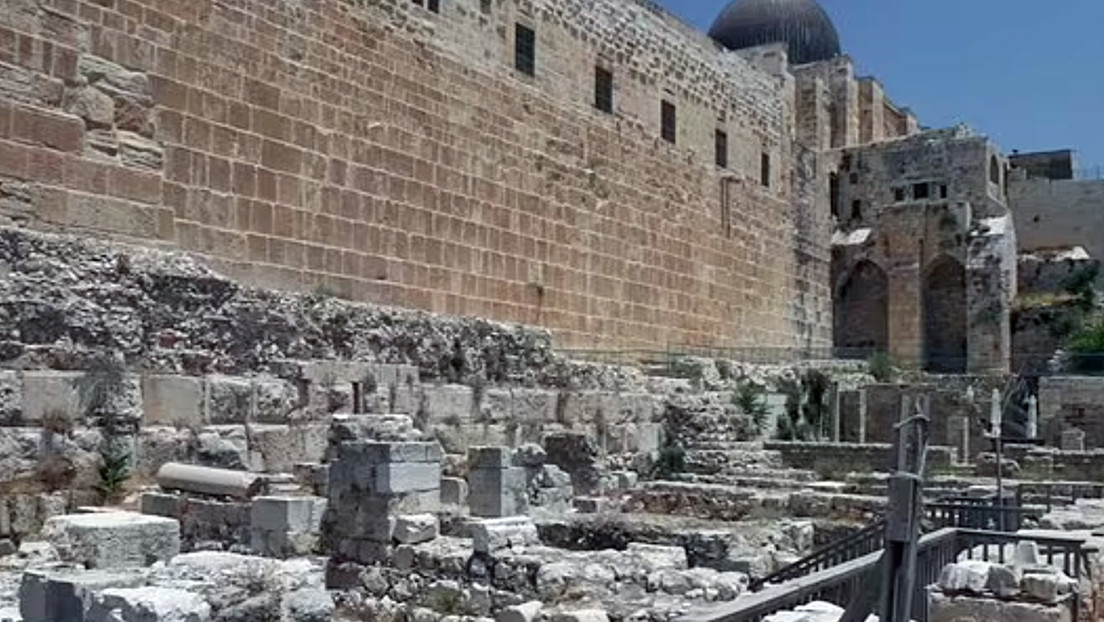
0,226 -> 556,382
0,0 -> 831,352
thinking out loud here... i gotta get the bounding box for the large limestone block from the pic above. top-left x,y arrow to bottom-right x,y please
20,371 -> 83,426
392,514 -> 438,544
374,462 -> 440,495
250,495 -> 326,559
42,512 -> 180,568
497,601 -> 543,622
468,467 -> 528,518
19,568 -> 145,622
937,560 -> 997,595
249,424 -> 328,472
141,375 -> 203,428
928,591 -> 1071,622
423,385 -> 474,424
86,586 -> 211,622
471,517 -> 539,554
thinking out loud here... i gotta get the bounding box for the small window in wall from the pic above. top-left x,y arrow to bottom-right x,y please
841,154 -> 853,171
894,187 -> 905,202
851,200 -> 862,220
913,182 -> 930,199
829,173 -> 840,218
849,172 -> 859,184
660,100 -> 676,144
940,184 -> 948,199
714,130 -> 728,168
594,66 -> 613,114
411,0 -> 439,13
515,24 -> 535,76
760,152 -> 771,187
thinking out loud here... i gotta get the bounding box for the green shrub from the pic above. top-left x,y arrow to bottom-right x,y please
867,352 -> 898,383
96,440 -> 132,503
733,382 -> 770,433
651,444 -> 686,480
1068,315 -> 1104,373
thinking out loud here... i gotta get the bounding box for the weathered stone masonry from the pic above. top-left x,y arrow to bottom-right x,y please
0,0 -> 832,351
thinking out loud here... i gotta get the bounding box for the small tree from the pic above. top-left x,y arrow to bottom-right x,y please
1068,316 -> 1104,373
867,352 -> 898,383
733,381 -> 770,434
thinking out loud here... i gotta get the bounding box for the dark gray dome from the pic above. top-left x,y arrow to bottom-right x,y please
709,0 -> 841,65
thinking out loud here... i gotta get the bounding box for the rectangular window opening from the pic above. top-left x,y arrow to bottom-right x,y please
849,172 -> 859,184
760,152 -> 771,187
594,66 -> 613,114
714,129 -> 728,169
894,187 -> 905,202
940,184 -> 948,199
829,173 -> 840,218
427,0 -> 439,12
515,24 -> 535,76
661,100 -> 677,144
851,200 -> 862,221
913,182 -> 930,199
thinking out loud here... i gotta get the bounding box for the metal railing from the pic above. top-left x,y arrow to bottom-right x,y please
750,519 -> 887,592
751,499 -> 1040,593
1015,481 -> 1104,514
686,528 -> 1092,622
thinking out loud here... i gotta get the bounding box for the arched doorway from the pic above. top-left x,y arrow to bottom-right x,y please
924,256 -> 967,373
834,260 -> 888,357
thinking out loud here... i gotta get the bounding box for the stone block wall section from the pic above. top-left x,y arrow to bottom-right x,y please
0,0 -> 831,351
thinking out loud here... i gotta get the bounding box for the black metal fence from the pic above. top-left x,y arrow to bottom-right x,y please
687,528 -> 1091,622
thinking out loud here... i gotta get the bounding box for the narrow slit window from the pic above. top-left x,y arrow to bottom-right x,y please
715,129 -> 728,168
661,100 -> 677,144
829,173 -> 840,218
851,200 -> 862,220
594,66 -> 613,114
515,24 -> 535,76
940,184 -> 948,199
894,187 -> 905,201
760,152 -> 771,187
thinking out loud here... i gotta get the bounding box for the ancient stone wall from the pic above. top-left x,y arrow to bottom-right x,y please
830,129 -> 1016,372
1009,176 -> 1104,261
1038,376 -> 1104,448
0,0 -> 830,351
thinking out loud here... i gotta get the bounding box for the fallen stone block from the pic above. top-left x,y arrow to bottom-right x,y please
549,609 -> 610,622
393,514 -> 438,544
1021,568 -> 1075,604
251,496 -> 326,534
19,568 -> 145,622
937,560 -> 996,595
497,601 -> 543,622
85,586 -> 211,622
41,512 -> 180,569
471,517 -> 539,555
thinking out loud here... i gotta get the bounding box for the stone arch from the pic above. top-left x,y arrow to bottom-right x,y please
834,260 -> 888,355
923,255 -> 967,373
990,155 -> 1001,185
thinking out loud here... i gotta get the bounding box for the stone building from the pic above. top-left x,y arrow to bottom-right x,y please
0,0 -> 1022,362
830,128 -> 1017,373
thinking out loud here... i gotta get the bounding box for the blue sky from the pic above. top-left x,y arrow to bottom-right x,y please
659,0 -> 1104,171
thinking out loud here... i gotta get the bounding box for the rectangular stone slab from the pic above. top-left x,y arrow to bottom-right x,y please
41,512 -> 180,569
